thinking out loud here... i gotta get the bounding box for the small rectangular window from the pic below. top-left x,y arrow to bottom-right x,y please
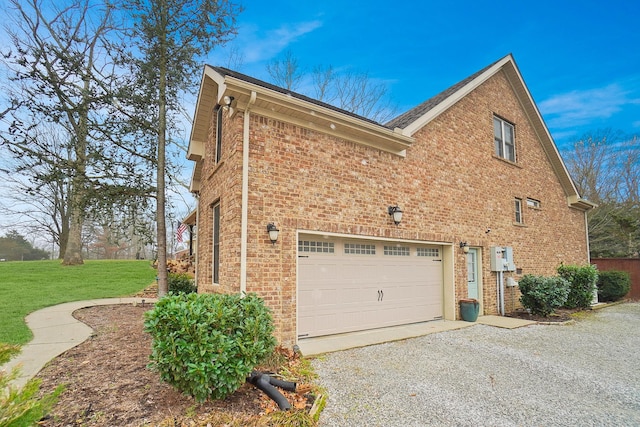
384,246 -> 410,256
212,202 -> 220,284
514,198 -> 523,224
417,247 -> 440,257
344,243 -> 376,255
526,198 -> 541,209
494,116 -> 515,162
299,240 -> 335,253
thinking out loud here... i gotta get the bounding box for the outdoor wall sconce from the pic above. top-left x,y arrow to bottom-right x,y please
387,205 -> 403,226
266,223 -> 279,244
459,241 -> 470,253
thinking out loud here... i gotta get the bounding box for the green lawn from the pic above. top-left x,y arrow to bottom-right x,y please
0,259 -> 156,345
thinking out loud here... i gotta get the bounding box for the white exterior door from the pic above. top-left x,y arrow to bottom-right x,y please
297,235 -> 444,339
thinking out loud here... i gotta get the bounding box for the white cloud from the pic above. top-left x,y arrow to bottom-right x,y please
540,83 -> 638,129
210,20 -> 323,67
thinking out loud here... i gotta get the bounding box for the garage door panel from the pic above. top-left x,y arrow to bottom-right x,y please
299,262 -> 338,281
298,236 -> 443,338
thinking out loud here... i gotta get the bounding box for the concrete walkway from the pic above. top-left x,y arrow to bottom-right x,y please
2,298 -> 534,388
1,297 -> 156,389
298,315 -> 535,356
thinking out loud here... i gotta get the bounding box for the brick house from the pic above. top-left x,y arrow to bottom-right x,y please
185,54 -> 594,346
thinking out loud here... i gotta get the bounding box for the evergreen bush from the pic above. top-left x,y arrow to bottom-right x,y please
0,345 -> 64,426
519,275 -> 569,316
168,272 -> 196,294
557,264 -> 598,309
144,292 -> 277,402
597,270 -> 631,302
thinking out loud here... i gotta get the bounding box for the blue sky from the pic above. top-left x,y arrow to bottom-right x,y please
206,0 -> 640,151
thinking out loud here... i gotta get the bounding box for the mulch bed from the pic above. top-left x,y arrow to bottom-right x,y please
35,293 -> 313,426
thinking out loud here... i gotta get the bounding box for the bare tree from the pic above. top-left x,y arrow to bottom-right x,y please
266,52 -> 397,122
565,129 -> 640,257
0,0 -> 150,265
266,50 -> 303,91
0,126 -> 72,258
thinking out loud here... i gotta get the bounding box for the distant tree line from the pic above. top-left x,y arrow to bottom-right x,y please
564,129 -> 639,258
0,231 -> 49,261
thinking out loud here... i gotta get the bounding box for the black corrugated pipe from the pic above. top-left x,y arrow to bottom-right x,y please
247,371 -> 297,410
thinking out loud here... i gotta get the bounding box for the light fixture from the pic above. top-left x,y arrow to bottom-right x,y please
387,205 -> 403,226
459,242 -> 470,253
223,95 -> 235,106
266,223 -> 279,244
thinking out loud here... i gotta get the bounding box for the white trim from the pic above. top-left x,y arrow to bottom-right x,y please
202,67 -> 413,157
240,91 -> 257,295
402,56 -> 512,136
296,229 -> 450,247
194,194 -> 200,289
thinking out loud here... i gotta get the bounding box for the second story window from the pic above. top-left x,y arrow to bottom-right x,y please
494,116 -> 515,162
514,198 -> 523,224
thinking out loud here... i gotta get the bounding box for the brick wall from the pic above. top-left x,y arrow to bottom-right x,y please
194,70 -> 589,345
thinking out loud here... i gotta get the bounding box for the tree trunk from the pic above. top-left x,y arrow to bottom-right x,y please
156,17 -> 169,297
63,166 -> 85,265
62,71 -> 91,266
63,205 -> 84,265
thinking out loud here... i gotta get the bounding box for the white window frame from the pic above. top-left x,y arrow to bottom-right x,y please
494,116 -> 515,162
514,198 -> 523,224
526,198 -> 541,209
212,202 -> 220,284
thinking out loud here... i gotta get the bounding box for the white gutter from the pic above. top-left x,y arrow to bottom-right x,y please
240,91 -> 257,295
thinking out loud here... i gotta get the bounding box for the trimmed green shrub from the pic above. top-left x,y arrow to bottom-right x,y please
168,272 -> 196,294
0,345 -> 64,427
557,264 -> 598,309
519,275 -> 569,316
144,292 -> 277,402
597,270 -> 631,302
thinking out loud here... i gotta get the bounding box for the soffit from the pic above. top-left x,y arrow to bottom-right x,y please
207,67 -> 414,157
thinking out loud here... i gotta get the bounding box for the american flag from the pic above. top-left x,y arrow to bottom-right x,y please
176,221 -> 187,243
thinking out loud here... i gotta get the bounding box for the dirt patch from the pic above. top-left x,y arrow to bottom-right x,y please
36,303 -> 313,426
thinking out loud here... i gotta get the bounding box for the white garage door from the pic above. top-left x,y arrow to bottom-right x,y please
298,236 -> 443,339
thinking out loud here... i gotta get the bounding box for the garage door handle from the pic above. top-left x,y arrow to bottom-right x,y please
298,255 -> 309,258
381,290 -> 384,301
377,290 -> 381,301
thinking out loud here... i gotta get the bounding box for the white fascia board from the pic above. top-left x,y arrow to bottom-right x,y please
224,77 -> 414,156
402,56 -> 513,137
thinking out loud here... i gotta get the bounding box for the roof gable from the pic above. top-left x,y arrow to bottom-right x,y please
384,54 -> 593,211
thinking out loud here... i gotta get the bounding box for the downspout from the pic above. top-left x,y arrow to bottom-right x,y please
500,270 -> 505,316
586,210 -> 598,304
240,91 -> 257,295
194,193 -> 200,289
496,272 -> 500,315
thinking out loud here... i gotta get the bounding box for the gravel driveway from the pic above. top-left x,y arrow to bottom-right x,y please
312,302 -> 640,426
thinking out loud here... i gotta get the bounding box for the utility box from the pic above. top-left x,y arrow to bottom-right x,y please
490,246 -> 504,271
490,246 -> 517,272
503,246 -> 516,271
